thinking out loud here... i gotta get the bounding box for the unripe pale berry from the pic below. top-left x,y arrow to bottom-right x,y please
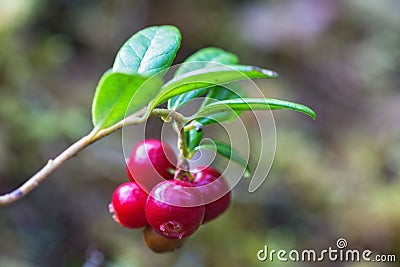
143,225 -> 185,253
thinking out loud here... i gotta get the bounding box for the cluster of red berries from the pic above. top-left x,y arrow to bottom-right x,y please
109,139 -> 231,253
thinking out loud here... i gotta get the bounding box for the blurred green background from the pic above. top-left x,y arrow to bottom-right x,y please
1,0 -> 399,266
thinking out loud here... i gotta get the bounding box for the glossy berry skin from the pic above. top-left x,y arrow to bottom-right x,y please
143,225 -> 185,253
127,139 -> 177,192
191,166 -> 231,224
110,182 -> 148,228
145,180 -> 205,239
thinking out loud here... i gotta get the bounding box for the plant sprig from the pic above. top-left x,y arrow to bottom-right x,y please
0,25 -> 316,207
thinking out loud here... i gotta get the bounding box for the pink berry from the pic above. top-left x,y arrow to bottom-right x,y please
110,182 -> 148,228
126,139 -> 177,192
145,180 -> 205,239
191,166 -> 231,224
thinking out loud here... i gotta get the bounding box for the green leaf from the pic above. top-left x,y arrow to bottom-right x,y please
168,47 -> 239,110
91,71 -> 163,129
113,25 -> 181,76
151,65 -> 278,109
174,47 -> 239,77
196,98 -> 317,119
195,140 -> 251,177
201,83 -> 245,106
185,127 -> 204,155
197,83 -> 247,125
168,87 -> 210,111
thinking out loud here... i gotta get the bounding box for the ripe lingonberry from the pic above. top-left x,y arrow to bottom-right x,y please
126,139 -> 177,192
143,225 -> 185,253
145,180 -> 205,239
191,166 -> 231,224
109,182 -> 148,228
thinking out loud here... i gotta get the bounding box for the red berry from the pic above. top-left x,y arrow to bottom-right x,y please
126,139 -> 177,192
110,182 -> 148,228
191,166 -> 231,224
145,180 -> 205,239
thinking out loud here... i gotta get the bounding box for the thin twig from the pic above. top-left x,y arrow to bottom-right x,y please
0,129 -> 97,206
0,108 -> 191,207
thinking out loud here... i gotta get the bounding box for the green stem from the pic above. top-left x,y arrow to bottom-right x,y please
172,120 -> 194,182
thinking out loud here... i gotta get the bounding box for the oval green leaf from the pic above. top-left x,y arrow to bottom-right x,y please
91,71 -> 163,129
174,47 -> 239,77
196,98 -> 316,119
195,140 -> 251,177
113,25 -> 181,76
151,65 -> 278,110
185,127 -> 204,156
197,82 -> 247,125
168,47 -> 239,110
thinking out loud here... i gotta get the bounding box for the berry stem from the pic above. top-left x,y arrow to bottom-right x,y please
183,121 -> 203,132
147,108 -> 194,180
0,108 -> 191,207
173,121 -> 194,182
